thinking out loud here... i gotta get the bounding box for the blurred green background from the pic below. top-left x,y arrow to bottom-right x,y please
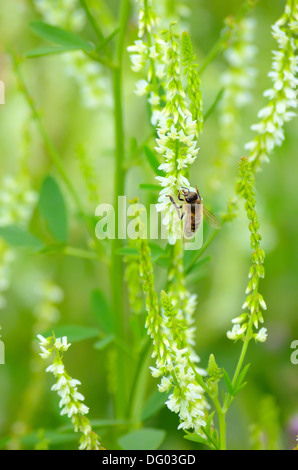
0,0 -> 297,450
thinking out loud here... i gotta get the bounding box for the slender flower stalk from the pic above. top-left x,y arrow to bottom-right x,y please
218,17 -> 257,161
167,241 -> 198,352
38,334 -> 103,450
128,5 -> 202,244
154,29 -> 200,244
221,1 -> 297,222
124,202 -> 144,316
228,1 -> 298,341
227,157 -> 267,343
245,0 -> 298,169
128,1 -> 164,124
131,0 -> 210,436
138,237 -> 209,434
181,31 -> 204,136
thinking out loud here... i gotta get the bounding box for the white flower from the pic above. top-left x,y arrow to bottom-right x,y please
149,45 -> 159,59
231,314 -> 248,324
148,92 -> 160,106
135,79 -> 149,96
54,336 -> 71,351
46,363 -> 65,375
158,376 -> 172,392
37,334 -> 50,346
245,9 -> 298,167
39,346 -> 52,359
255,327 -> 268,343
227,324 -> 247,341
38,334 -> 102,449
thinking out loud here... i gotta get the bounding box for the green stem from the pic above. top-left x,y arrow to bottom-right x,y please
144,0 -> 157,88
128,339 -> 152,428
231,321 -> 253,388
190,360 -> 227,449
79,0 -> 105,43
110,0 -> 130,420
223,319 -> 253,413
213,397 -> 227,450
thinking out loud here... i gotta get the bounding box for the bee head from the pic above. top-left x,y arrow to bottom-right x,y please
181,187 -> 200,203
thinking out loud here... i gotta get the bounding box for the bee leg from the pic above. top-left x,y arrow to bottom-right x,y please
177,190 -> 184,202
196,185 -> 202,202
167,195 -> 183,220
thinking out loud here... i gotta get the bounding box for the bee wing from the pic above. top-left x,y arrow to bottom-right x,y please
203,206 -> 221,230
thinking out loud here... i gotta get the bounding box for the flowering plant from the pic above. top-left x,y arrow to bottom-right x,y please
0,0 -> 297,452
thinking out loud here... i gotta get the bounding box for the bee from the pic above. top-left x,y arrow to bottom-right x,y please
167,186 -> 221,239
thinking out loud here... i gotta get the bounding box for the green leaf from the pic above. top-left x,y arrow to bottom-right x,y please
39,176 -> 68,243
118,428 -> 166,451
184,433 -> 209,445
143,146 -> 162,176
222,368 -> 234,396
21,430 -> 78,447
234,381 -> 247,396
234,363 -> 250,391
0,225 -> 43,251
25,45 -> 81,58
43,325 -> 100,343
91,289 -> 114,334
94,334 -> 114,350
141,390 -> 168,421
30,21 -> 94,53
